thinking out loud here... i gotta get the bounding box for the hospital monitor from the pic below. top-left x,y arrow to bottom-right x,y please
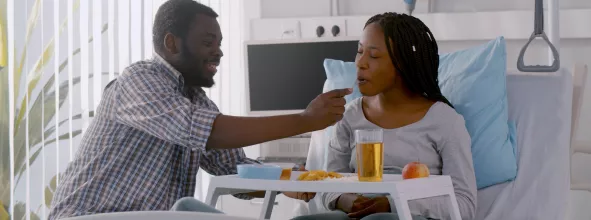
245,39 -> 358,116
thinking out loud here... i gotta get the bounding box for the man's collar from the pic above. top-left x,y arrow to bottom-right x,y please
153,52 -> 183,83
152,52 -> 207,96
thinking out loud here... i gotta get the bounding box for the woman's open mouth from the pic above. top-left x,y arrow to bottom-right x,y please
357,77 -> 369,85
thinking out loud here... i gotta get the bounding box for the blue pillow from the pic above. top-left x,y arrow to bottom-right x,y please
321,59 -> 362,169
438,36 -> 517,189
323,59 -> 363,103
322,36 -> 517,189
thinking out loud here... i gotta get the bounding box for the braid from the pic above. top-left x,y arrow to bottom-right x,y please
364,13 -> 454,108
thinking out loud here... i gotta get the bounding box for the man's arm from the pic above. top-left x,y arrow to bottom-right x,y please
206,88 -> 351,150
115,67 -> 351,151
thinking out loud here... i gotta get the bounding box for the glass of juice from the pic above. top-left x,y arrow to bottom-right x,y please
354,129 -> 384,182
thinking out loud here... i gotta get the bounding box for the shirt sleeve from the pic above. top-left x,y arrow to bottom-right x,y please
114,67 -> 219,152
390,115 -> 477,220
319,118 -> 355,211
199,147 -> 261,200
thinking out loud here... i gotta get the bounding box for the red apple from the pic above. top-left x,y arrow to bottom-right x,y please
402,161 -> 430,179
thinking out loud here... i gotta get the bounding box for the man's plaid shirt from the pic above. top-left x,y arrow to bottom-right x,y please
48,54 -> 259,219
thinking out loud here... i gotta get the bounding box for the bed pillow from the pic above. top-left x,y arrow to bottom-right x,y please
318,59 -> 363,169
316,37 -> 517,189
438,36 -> 517,189
322,59 -> 362,102
306,59 -> 361,171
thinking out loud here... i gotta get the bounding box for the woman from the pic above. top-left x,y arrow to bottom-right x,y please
286,12 -> 477,220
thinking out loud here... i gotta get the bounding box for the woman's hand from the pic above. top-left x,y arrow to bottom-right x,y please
347,196 -> 391,218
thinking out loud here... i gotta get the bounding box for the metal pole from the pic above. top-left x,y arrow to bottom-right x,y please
548,0 -> 560,65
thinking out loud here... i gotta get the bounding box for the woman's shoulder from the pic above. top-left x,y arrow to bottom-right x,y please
427,102 -> 467,130
343,97 -> 364,117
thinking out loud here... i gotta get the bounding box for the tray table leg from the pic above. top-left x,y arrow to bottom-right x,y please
392,195 -> 412,220
205,186 -> 221,207
259,190 -> 278,220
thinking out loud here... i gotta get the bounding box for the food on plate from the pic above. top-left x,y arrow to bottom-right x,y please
297,170 -> 343,181
402,161 -> 430,179
280,168 -> 292,180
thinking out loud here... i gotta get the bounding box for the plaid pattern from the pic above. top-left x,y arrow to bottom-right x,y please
48,54 -> 259,219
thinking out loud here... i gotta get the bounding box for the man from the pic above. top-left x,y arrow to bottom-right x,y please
47,0 -> 351,219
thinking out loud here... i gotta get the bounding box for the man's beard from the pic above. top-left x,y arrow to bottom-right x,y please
178,44 -> 215,89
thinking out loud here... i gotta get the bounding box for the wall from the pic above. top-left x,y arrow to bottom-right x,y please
244,0 -> 591,146
258,0 -> 591,17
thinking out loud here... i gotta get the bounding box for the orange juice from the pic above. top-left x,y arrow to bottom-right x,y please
356,142 -> 384,182
280,168 -> 292,180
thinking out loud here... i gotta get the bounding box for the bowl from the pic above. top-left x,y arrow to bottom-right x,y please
237,164 -> 282,180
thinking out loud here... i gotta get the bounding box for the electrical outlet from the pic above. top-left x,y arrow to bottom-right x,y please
281,20 -> 301,39
300,18 -> 346,38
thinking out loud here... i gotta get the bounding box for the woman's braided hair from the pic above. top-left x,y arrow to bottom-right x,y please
365,12 -> 453,108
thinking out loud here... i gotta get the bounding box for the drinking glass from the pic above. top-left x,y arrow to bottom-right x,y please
354,129 -> 384,182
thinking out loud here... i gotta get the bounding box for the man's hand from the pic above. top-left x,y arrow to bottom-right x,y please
300,88 -> 352,131
348,196 -> 391,218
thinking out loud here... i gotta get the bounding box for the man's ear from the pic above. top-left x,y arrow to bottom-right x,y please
163,33 -> 180,54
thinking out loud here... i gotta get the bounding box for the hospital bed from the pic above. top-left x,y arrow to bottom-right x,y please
298,65 -> 588,220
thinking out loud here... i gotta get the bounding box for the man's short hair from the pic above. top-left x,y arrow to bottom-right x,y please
152,0 -> 218,52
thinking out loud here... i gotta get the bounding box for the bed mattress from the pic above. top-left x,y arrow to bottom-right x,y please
476,69 -> 572,220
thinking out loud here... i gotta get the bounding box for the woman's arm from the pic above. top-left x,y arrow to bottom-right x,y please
320,119 -> 358,211
396,116 -> 477,220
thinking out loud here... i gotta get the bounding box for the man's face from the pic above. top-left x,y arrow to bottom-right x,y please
175,14 -> 223,88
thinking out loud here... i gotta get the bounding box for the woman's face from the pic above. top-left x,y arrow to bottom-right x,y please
355,22 -> 397,97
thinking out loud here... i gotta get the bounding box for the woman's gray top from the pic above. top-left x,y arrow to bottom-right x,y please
319,98 -> 477,220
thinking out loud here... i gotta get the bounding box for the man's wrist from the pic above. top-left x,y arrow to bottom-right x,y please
295,113 -> 317,133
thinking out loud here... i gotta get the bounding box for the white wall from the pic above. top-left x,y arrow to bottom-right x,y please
259,0 -> 591,17
244,0 -> 591,145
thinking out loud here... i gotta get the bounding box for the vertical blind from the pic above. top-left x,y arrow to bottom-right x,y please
1,0 -> 246,219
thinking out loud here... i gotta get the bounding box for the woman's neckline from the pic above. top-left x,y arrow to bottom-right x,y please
356,97 -> 441,131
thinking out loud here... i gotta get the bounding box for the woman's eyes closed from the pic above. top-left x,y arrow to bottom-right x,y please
357,50 -> 378,58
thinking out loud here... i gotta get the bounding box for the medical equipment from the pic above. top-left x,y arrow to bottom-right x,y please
404,0 -> 417,15
517,0 -> 560,72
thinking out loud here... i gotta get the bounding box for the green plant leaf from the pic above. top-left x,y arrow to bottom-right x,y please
13,22 -> 107,135
43,111 -> 95,142
12,70 -> 111,183
14,0 -> 43,102
13,0 -> 79,103
41,130 -> 82,149
17,128 -> 83,182
11,20 -> 109,179
0,198 -> 8,220
0,0 -> 8,67
12,75 -> 69,185
0,67 -> 8,176
44,174 -> 58,208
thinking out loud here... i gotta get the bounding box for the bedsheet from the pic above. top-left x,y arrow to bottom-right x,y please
476,69 -> 572,220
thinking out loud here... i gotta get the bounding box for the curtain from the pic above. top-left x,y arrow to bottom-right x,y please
0,0 -> 245,218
